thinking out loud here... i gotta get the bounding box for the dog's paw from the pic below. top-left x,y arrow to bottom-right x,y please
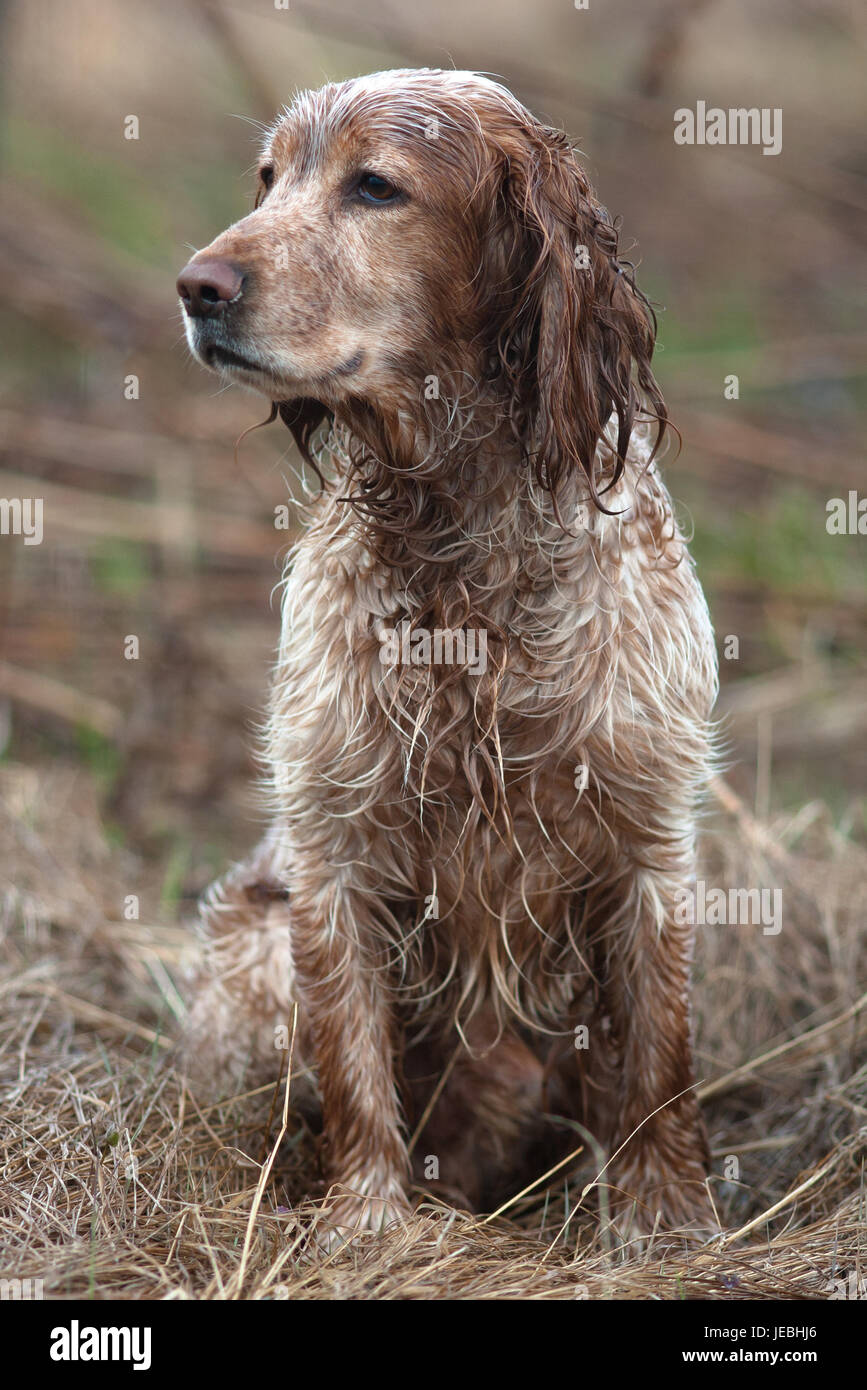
606,1171 -> 719,1258
313,1186 -> 413,1252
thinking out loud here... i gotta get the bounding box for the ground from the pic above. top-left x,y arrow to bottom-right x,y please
2,760 -> 864,1300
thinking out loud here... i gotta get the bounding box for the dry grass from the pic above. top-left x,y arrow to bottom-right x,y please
1,760 -> 865,1301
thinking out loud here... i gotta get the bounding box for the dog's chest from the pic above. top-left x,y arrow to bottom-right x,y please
269,474 -> 701,849
278,523 -> 603,740
271,517 -> 623,889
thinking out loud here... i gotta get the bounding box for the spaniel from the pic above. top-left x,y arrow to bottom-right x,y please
178,68 -> 719,1245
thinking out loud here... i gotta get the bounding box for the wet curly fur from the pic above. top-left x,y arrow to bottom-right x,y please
179,69 -> 719,1243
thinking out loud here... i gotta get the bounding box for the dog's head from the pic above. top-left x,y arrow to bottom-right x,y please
178,68 -> 666,500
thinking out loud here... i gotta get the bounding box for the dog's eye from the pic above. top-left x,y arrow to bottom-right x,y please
259,165 -> 275,191
357,172 -> 400,204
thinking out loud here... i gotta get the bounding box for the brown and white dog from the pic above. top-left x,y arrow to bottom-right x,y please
177,69 -> 719,1245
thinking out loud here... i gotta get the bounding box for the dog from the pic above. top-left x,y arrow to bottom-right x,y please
177,68 -> 719,1244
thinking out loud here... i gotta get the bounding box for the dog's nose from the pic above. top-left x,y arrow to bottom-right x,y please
176,258 -> 245,317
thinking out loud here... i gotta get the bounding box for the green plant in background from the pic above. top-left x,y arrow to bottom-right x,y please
160,839 -> 193,912
89,539 -> 150,598
654,283 -> 763,364
75,724 -> 121,792
7,121 -> 169,265
6,119 -> 252,270
689,486 -> 862,602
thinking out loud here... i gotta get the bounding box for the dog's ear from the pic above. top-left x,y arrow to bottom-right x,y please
491,126 -> 667,506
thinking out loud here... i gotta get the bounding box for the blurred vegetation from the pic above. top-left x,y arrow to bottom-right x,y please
0,0 -> 864,902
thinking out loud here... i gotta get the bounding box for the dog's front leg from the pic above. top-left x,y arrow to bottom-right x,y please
290,874 -> 411,1241
594,861 -> 715,1244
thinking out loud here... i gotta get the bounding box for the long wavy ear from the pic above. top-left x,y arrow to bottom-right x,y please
491,124 -> 668,508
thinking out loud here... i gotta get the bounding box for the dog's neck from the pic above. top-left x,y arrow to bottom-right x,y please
301,399 -> 635,633
324,411 -> 570,566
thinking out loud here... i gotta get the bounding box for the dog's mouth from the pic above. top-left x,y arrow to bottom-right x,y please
203,342 -> 267,375
205,342 -> 365,383
187,323 -> 366,402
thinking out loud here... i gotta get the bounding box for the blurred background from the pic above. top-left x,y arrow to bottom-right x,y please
0,0 -> 864,911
